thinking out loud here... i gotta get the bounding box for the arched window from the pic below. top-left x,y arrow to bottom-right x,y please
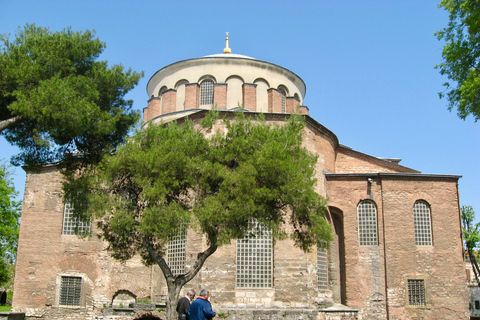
317,241 -> 328,290
158,86 -> 168,98
357,200 -> 378,246
200,80 -> 214,106
278,85 -> 288,113
413,200 -> 432,246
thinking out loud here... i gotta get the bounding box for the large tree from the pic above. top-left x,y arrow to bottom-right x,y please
0,24 -> 143,168
67,111 -> 332,320
436,0 -> 480,121
461,205 -> 480,285
0,163 -> 21,288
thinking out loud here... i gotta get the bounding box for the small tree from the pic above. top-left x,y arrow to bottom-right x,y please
68,112 -> 332,320
436,0 -> 480,121
0,163 -> 21,288
461,205 -> 480,286
0,24 -> 142,168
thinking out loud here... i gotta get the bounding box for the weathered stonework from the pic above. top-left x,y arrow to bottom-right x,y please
12,51 -> 468,320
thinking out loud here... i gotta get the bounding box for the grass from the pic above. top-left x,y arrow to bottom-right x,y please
0,305 -> 12,312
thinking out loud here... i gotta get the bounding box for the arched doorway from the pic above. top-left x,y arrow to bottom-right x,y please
328,206 -> 347,305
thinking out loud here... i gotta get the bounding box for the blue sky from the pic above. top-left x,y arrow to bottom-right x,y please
1,1 -> 479,217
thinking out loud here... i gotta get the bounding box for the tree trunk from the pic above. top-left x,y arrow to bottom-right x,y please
165,278 -> 182,320
143,236 -> 218,320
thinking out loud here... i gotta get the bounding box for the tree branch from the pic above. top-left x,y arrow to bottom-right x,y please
0,115 -> 23,133
180,242 -> 217,285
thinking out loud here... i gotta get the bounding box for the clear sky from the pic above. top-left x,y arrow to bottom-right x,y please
1,1 -> 479,218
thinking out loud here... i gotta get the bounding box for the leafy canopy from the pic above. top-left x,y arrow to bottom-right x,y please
436,0 -> 480,121
461,205 -> 480,285
0,163 -> 21,286
70,111 -> 332,264
0,24 -> 143,167
65,111 -> 333,320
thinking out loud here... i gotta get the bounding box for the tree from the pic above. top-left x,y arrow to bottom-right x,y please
461,205 -> 480,286
68,111 -> 332,320
0,163 -> 21,287
436,1 -> 480,121
0,24 -> 143,168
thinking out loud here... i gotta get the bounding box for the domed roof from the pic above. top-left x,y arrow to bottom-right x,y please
204,53 -> 255,60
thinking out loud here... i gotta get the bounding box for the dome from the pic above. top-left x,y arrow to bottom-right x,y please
204,53 -> 256,59
144,35 -> 307,124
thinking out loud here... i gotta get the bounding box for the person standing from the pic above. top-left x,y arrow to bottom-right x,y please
176,289 -> 196,320
188,289 -> 216,320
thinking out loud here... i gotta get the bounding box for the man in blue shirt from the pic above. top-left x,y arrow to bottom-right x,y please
188,289 -> 216,320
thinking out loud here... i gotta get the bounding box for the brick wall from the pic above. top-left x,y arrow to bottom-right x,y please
268,88 -> 283,113
286,96 -> 300,114
242,83 -> 257,111
213,84 -> 227,109
144,98 -> 161,124
13,167 -> 154,319
185,84 -> 199,110
161,89 -> 177,115
326,175 -> 468,320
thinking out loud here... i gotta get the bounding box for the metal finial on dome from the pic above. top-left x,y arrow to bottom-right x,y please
223,32 -> 232,54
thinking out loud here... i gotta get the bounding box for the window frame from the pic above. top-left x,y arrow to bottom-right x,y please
236,220 -> 273,288
317,241 -> 328,290
199,79 -> 215,106
406,276 -> 430,308
167,226 -> 187,276
62,203 -> 90,236
413,200 -> 433,246
357,200 -> 378,246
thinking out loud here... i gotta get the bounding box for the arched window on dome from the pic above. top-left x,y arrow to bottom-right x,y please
278,85 -> 288,113
158,86 -> 168,98
357,200 -> 378,246
413,200 -> 432,246
200,80 -> 214,107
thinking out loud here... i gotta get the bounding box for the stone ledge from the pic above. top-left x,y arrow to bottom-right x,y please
0,312 -> 26,320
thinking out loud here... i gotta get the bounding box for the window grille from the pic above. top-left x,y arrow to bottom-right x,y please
407,279 -> 425,306
357,200 -> 378,246
236,221 -> 273,288
63,203 -> 90,235
200,80 -> 214,106
167,227 -> 186,276
413,201 -> 432,246
280,90 -> 286,113
60,276 -> 82,306
317,242 -> 328,290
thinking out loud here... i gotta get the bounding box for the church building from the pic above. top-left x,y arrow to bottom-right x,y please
12,36 -> 468,320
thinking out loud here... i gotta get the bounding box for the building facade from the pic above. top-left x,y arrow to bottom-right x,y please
12,41 -> 469,319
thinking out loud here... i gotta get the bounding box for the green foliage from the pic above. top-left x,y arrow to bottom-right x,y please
461,205 -> 480,285
0,163 -> 21,287
462,205 -> 480,251
436,0 -> 480,121
0,305 -> 12,311
68,111 -> 332,320
80,112 -> 331,266
0,24 -> 143,167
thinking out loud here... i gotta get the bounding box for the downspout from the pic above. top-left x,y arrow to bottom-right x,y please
379,175 -> 390,320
